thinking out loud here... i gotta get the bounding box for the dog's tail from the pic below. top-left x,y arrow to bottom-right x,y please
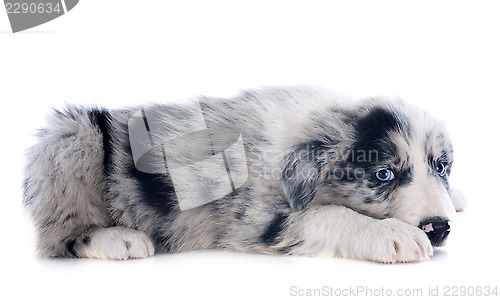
23,105 -> 113,257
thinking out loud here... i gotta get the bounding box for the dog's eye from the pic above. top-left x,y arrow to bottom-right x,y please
375,169 -> 395,182
436,162 -> 447,177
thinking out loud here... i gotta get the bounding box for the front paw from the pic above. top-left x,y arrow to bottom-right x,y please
450,188 -> 467,212
362,218 -> 433,264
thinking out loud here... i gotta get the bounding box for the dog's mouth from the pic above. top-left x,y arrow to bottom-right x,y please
420,217 -> 451,247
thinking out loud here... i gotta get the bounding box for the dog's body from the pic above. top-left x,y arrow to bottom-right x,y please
23,86 -> 465,263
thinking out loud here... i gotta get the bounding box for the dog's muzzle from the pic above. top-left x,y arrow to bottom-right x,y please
419,217 -> 451,247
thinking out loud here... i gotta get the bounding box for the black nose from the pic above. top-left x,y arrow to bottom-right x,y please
419,217 -> 451,246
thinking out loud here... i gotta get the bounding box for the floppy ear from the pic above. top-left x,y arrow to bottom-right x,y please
280,141 -> 329,210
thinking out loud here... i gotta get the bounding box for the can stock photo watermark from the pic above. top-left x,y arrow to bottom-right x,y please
289,284 -> 499,297
128,101 -> 248,211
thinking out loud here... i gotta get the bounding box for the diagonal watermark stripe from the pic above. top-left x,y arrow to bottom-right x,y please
128,102 -> 249,211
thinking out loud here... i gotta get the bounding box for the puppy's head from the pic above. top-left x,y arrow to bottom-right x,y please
280,99 -> 456,246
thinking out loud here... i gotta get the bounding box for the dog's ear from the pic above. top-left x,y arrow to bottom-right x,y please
280,141 -> 329,210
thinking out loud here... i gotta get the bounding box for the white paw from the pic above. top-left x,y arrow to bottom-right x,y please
362,218 -> 433,264
78,227 -> 155,260
450,187 -> 467,212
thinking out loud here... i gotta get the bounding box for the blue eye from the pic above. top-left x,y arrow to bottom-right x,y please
375,169 -> 395,182
436,162 -> 447,177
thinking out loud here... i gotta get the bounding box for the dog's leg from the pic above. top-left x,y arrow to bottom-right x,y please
24,107 -> 151,259
70,227 -> 155,260
281,205 -> 433,263
450,187 -> 467,212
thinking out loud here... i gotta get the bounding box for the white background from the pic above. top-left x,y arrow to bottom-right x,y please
1,1 -> 499,299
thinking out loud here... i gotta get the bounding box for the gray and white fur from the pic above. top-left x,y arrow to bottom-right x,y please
23,86 -> 466,263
